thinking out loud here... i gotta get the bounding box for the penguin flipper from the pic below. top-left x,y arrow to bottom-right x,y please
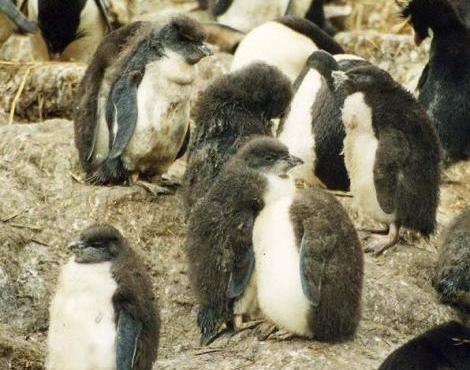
106,71 -> 143,161
373,128 -> 410,215
226,246 -> 255,299
116,310 -> 143,370
299,213 -> 338,307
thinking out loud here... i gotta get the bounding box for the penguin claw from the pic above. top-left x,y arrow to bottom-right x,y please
364,224 -> 399,256
135,181 -> 174,197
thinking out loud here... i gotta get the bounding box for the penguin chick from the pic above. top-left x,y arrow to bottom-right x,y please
401,0 -> 470,165
378,321 -> 470,370
434,210 -> 470,319
75,17 -> 212,193
186,136 -> 305,346
251,149 -> 363,340
0,0 -> 37,34
183,62 -> 292,212
27,0 -> 112,62
317,51 -> 441,255
278,51 -> 368,190
47,224 -> 160,370
231,16 -> 343,82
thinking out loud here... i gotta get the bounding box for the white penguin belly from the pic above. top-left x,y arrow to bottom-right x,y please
279,69 -> 322,185
217,0 -> 290,32
231,22 -> 318,82
122,54 -> 194,176
342,92 -> 395,224
47,259 -> 118,370
253,177 -> 312,337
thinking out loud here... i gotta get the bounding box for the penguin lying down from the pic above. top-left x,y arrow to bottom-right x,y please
47,224 -> 160,370
74,16 -> 212,195
187,137 -> 363,345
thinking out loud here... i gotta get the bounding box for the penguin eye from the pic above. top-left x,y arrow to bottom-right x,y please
264,155 -> 273,161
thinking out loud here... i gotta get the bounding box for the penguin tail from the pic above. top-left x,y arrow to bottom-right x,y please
401,0 -> 466,37
197,306 -> 227,346
87,157 -> 128,185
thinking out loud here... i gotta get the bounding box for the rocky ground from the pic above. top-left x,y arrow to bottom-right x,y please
0,1 -> 469,369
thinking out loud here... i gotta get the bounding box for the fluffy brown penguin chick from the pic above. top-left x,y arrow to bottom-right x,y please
74,17 -> 212,195
183,62 -> 292,213
186,136 -> 304,346
312,50 -> 441,255
47,224 -> 160,370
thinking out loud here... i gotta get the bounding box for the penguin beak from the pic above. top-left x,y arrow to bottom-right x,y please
287,155 -> 304,169
198,43 -> 213,57
68,240 -> 87,251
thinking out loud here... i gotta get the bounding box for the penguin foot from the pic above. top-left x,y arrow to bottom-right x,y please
135,181 -> 174,196
364,223 -> 399,256
159,176 -> 181,188
255,323 -> 278,341
233,316 -> 263,333
358,226 -> 389,235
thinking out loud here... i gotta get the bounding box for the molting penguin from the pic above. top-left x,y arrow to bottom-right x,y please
183,62 -> 292,212
402,0 -> 470,164
0,0 -> 37,35
186,136 -> 305,345
27,0 -> 113,62
74,17 -> 212,194
316,51 -> 441,255
278,51 -> 368,190
246,138 -> 363,341
231,16 -> 343,82
47,224 -> 160,370
378,210 -> 470,370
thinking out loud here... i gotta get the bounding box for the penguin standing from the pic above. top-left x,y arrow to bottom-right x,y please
231,16 -> 343,82
183,62 -> 292,212
378,210 -> 470,369
74,17 -> 212,194
186,136 -> 306,345
26,0 -> 113,63
402,0 -> 470,164
278,51 -> 368,190
47,224 -> 159,370
247,138 -> 363,340
315,51 -> 441,255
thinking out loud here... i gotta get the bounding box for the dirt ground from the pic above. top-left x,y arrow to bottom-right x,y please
0,1 -> 469,369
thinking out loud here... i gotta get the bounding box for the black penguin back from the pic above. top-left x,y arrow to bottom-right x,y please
378,321 -> 470,370
38,0 -> 87,55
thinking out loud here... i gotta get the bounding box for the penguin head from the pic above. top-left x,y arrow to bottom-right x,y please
330,65 -> 394,96
68,224 -> 123,263
159,16 -> 212,65
307,50 -> 340,89
237,137 -> 303,178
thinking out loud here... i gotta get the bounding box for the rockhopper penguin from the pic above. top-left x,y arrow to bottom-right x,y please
402,0 -> 470,165
278,51 -> 368,190
186,136 -> 305,345
248,138 -> 363,340
46,224 -> 160,370
183,62 -> 292,212
313,50 -> 441,255
74,17 -> 212,194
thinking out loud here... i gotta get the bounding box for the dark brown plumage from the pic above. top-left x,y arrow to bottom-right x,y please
290,188 -> 363,341
183,62 -> 292,213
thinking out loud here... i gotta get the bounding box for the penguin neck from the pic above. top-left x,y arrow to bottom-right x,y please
261,173 -> 296,206
158,49 -> 196,86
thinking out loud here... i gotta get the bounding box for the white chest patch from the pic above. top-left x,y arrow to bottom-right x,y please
253,175 -> 312,337
121,50 -> 194,175
341,92 -> 395,224
217,0 -> 290,33
47,259 -> 118,370
279,69 -> 323,185
231,22 -> 318,82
